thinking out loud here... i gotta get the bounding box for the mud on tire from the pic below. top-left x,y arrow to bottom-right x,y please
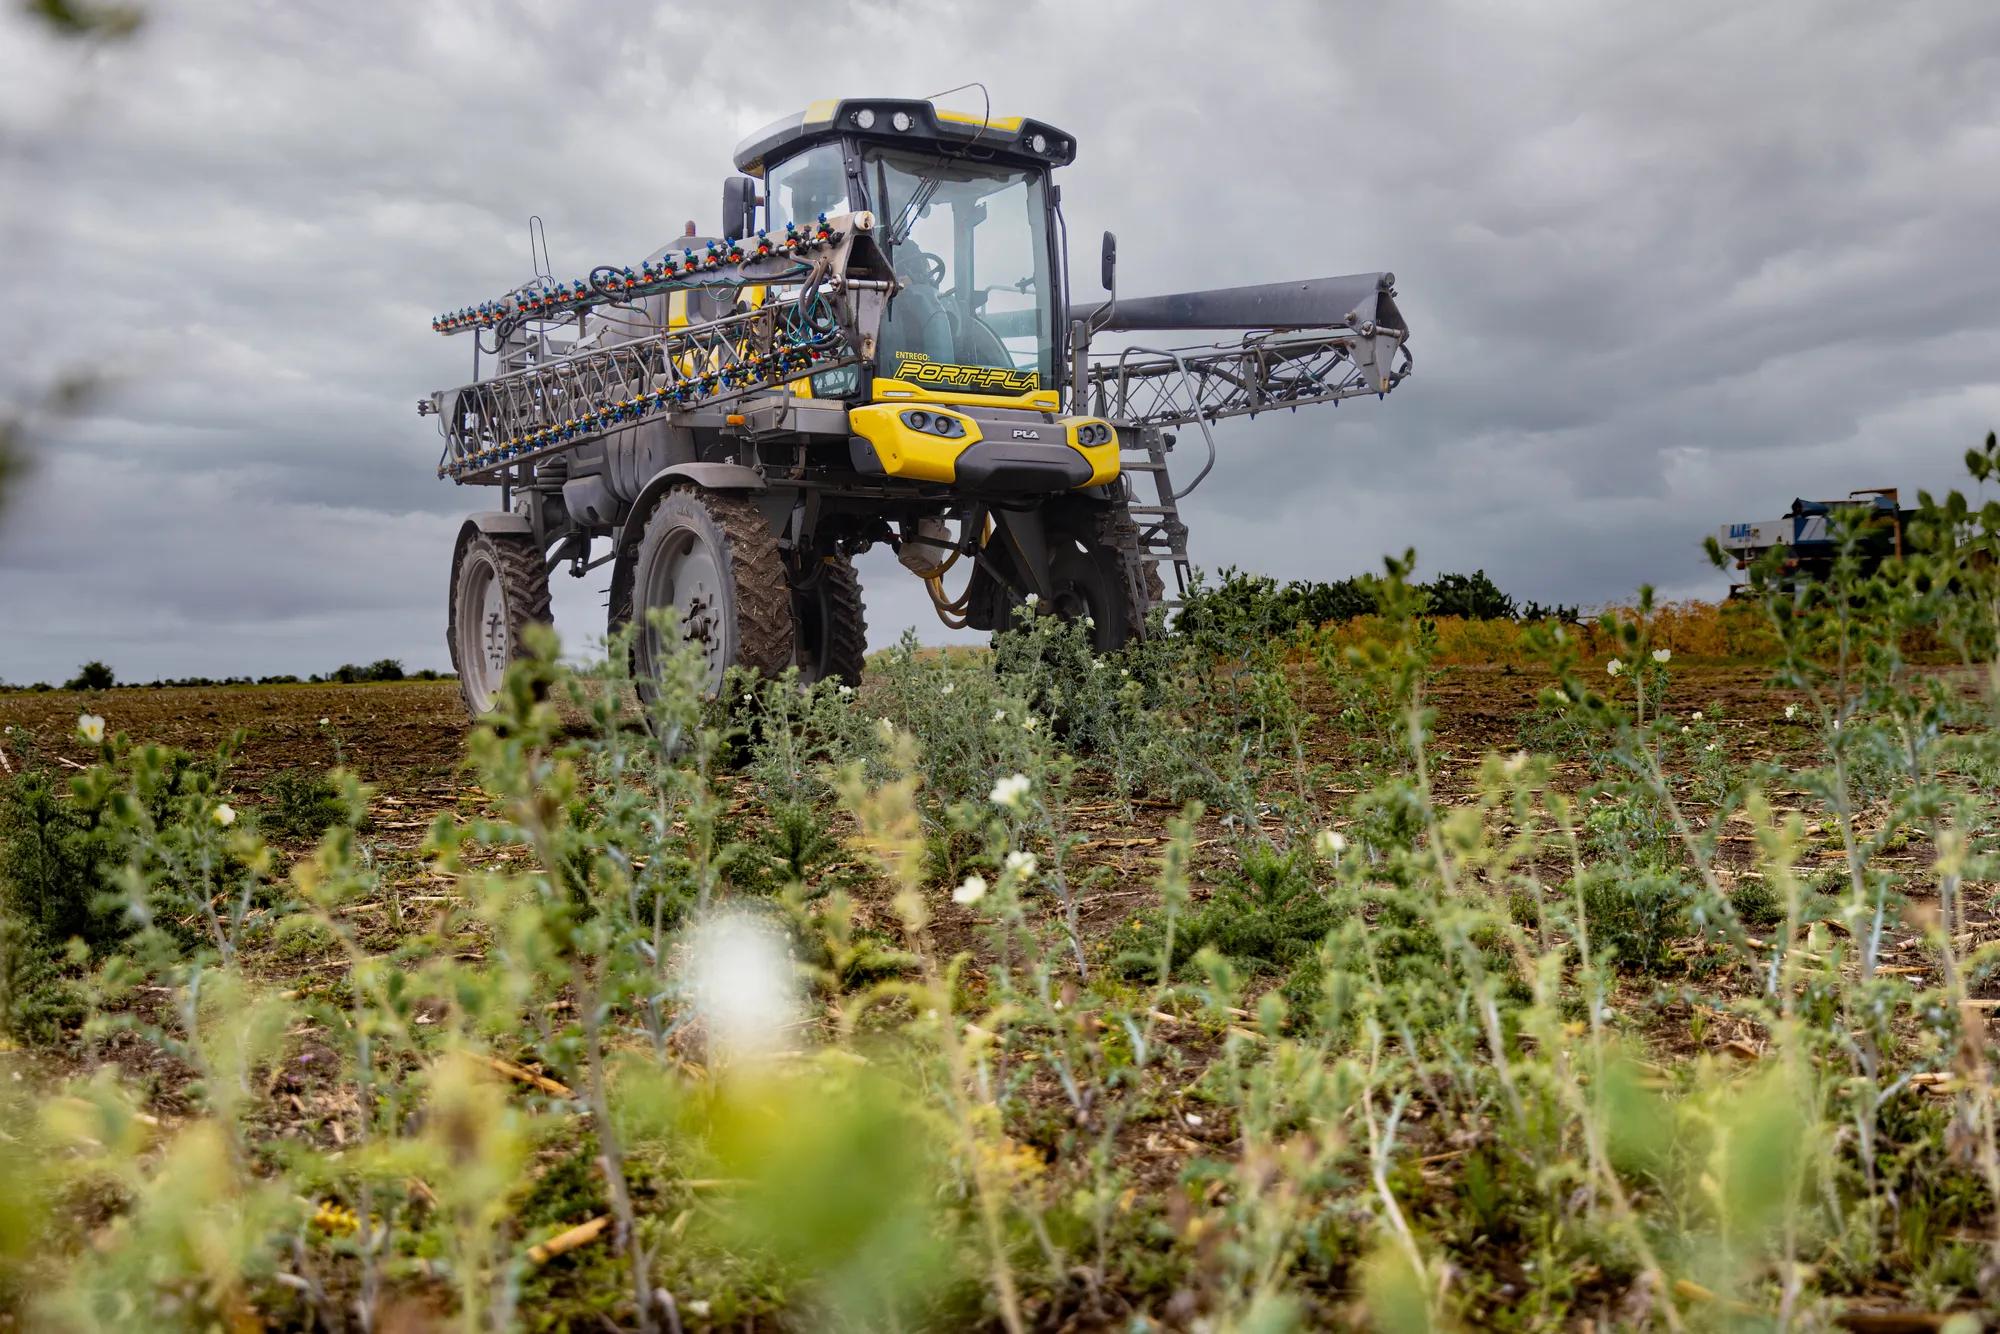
626,487 -> 795,702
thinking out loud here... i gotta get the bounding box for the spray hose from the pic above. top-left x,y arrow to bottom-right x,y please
916,517 -> 992,628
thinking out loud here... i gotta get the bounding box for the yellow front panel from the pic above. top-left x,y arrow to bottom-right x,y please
849,404 -> 982,482
1073,438 -> 1121,487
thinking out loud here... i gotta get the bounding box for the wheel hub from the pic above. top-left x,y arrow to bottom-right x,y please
642,527 -> 729,687
480,577 -> 508,674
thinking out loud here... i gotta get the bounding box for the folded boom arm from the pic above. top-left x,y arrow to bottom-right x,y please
1075,271 -> 1411,429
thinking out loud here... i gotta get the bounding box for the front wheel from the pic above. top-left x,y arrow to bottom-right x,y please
627,487 -> 795,702
1045,535 -> 1135,655
447,527 -> 553,718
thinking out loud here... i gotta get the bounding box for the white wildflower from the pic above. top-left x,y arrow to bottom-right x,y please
1692,711 -> 1703,722
1314,829 -> 1348,858
1652,648 -> 1671,663
1003,849 -> 1038,879
1784,703 -> 1798,720
685,911 -> 796,1064
1022,714 -> 1040,733
953,875 -> 989,906
76,713 -> 105,744
317,716 -> 330,727
1681,725 -> 1691,735
837,683 -> 854,697
1606,658 -> 1623,677
213,803 -> 236,827
993,708 -> 1008,724
1705,742 -> 1717,753
1081,615 -> 1094,628
1119,667 -> 1130,678
989,773 -> 1032,810
941,682 -> 955,696
1024,592 -> 1039,608
877,717 -> 895,740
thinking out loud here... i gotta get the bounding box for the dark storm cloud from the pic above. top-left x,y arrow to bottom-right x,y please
2,0 -> 1997,682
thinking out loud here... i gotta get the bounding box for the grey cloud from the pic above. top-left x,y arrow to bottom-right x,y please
3,0 -> 1997,683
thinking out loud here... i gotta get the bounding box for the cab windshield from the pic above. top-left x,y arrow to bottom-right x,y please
863,147 -> 1054,394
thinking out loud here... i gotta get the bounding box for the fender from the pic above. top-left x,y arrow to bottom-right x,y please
455,511 -> 534,548
607,462 -> 769,628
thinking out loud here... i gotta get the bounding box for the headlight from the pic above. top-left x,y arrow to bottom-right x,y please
1075,422 -> 1114,447
853,108 -> 876,129
1028,132 -> 1049,154
891,110 -> 915,132
900,409 -> 965,438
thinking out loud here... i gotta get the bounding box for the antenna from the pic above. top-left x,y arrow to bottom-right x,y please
527,215 -> 553,285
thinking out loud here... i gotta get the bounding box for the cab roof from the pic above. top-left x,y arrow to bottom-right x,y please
733,98 -> 1076,177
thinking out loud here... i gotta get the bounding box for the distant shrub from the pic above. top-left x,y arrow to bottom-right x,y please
330,659 -> 406,684
1423,570 -> 1516,620
63,661 -> 114,691
1177,566 -> 1574,648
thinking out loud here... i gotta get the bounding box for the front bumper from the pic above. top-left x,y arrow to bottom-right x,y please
846,403 -> 1119,492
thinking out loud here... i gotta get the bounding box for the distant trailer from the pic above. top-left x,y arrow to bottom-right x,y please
1716,488 -> 1911,592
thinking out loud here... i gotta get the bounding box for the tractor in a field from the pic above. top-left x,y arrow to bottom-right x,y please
1716,488 -> 1913,592
421,97 -> 1413,718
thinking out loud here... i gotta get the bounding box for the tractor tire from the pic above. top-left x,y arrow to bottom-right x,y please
447,527 -> 553,719
792,555 -> 868,687
627,487 -> 795,701
1046,535 -> 1136,655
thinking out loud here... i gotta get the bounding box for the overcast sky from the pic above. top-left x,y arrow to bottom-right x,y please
2,1 -> 1997,683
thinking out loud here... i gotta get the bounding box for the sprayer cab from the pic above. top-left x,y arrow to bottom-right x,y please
731,98 -> 1075,413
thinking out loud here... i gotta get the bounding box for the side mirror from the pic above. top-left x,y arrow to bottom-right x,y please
1100,230 -> 1118,293
722,176 -> 761,240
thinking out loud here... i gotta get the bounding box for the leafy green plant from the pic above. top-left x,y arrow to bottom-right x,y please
257,767 -> 353,840
4,433 -> 2000,1328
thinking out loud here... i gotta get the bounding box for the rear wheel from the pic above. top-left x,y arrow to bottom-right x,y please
447,527 -> 553,718
628,487 -> 794,701
792,556 -> 868,686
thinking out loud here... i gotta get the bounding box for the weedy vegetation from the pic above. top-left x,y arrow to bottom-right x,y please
2,437 -> 1999,1331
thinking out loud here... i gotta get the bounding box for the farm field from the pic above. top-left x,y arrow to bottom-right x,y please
2,562 -> 2000,1332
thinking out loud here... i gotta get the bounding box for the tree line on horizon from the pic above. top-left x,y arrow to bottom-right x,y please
0,658 -> 449,694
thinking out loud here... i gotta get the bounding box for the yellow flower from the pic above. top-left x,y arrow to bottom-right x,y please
312,1201 -> 361,1237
